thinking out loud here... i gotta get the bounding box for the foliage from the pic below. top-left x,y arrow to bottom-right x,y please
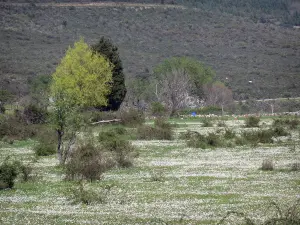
273,118 -> 300,130
29,75 -> 52,109
98,130 -> 136,168
219,200 -> 300,225
261,159 -> 274,171
70,181 -> 108,205
245,116 -> 260,127
0,158 -> 31,189
0,158 -> 19,189
0,114 -> 37,140
119,108 -> 145,127
92,37 -> 126,111
50,39 -> 113,164
33,128 -> 57,156
23,104 -> 48,124
65,141 -> 111,182
137,118 -> 173,140
186,132 -> 223,149
151,102 -> 167,117
154,57 -> 214,115
202,118 -> 213,127
204,81 -> 234,114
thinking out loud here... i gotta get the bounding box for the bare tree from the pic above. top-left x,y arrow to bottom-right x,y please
157,68 -> 191,115
204,82 -> 234,115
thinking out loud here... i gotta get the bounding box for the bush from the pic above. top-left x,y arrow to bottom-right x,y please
99,132 -> 136,168
0,158 -> 22,189
0,115 -> 37,140
33,128 -> 56,156
224,129 -> 236,139
65,141 -> 112,181
23,104 -> 48,124
151,102 -> 167,117
186,132 -> 223,149
71,182 -> 108,205
291,162 -> 300,171
119,108 -> 145,127
245,116 -> 260,127
261,159 -> 274,171
273,118 -> 300,130
0,104 -> 5,114
202,118 -> 213,127
137,118 -> 173,140
241,129 -> 274,145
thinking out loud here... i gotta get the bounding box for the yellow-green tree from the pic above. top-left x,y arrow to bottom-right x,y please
50,39 -> 113,164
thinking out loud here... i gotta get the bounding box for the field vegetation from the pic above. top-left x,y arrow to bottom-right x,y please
0,115 -> 299,224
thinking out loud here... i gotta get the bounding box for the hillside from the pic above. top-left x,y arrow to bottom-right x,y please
0,1 -> 300,100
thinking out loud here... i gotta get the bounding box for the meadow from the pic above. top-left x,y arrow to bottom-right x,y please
0,116 -> 299,224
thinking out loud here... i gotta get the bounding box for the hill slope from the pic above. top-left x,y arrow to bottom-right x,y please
0,2 -> 300,100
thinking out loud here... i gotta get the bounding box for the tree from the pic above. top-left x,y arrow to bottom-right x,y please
204,81 -> 234,115
29,75 -> 52,110
92,37 -> 126,111
50,39 -> 113,164
154,57 -> 214,115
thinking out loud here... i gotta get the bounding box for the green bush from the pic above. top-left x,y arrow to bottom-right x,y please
241,129 -> 274,144
224,129 -> 236,139
33,128 -> 56,156
65,141 -> 112,182
0,158 -> 21,189
137,118 -> 173,140
273,118 -> 300,130
0,115 -> 37,140
71,182 -> 108,205
202,118 -> 214,127
151,102 -> 167,117
186,132 -> 223,149
245,116 -> 260,127
119,108 -> 145,127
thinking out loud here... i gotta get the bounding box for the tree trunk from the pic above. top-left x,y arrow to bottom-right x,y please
57,129 -> 64,165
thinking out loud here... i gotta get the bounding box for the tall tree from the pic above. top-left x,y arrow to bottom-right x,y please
154,57 -> 214,115
92,37 -> 126,111
50,39 -> 113,164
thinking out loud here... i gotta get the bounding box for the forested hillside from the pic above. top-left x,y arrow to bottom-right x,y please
0,0 -> 300,100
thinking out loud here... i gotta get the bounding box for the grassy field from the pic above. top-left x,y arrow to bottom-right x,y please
0,117 -> 299,224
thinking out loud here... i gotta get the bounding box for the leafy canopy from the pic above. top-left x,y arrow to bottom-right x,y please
51,39 -> 113,108
92,37 -> 126,111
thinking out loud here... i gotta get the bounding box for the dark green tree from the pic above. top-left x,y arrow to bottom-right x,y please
92,37 -> 127,111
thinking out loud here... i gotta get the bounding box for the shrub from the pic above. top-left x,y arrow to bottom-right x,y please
23,104 -> 48,124
291,162 -> 300,171
273,118 -> 300,130
217,120 -> 227,127
272,126 -> 290,137
0,104 -> 5,114
261,159 -> 274,171
224,129 -> 236,139
0,158 -> 20,189
137,118 -> 173,140
0,115 -> 37,140
245,116 -> 260,127
71,182 -> 108,205
151,102 -> 167,117
33,128 -> 56,156
65,141 -> 111,181
241,129 -> 274,144
202,118 -> 213,127
119,108 -> 145,127
186,132 -> 223,149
